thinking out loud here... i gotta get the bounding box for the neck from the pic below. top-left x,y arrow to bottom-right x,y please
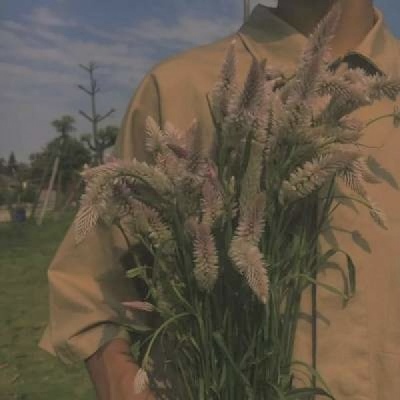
271,0 -> 376,57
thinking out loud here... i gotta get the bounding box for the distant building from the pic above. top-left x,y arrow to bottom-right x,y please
0,174 -> 18,191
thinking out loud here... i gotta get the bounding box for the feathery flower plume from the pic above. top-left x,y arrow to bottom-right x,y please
279,150 -> 360,204
225,58 -> 269,137
368,76 -> 400,101
333,127 -> 363,144
186,219 -> 219,292
284,3 -> 341,102
75,162 -> 129,242
74,205 -> 99,244
133,368 -> 150,395
352,157 -> 381,184
236,192 -> 267,245
237,57 -> 267,114
128,159 -> 174,195
339,116 -> 365,132
145,116 -> 166,155
122,301 -> 155,313
155,152 -> 185,180
316,76 -> 357,100
129,199 -> 172,246
338,169 -> 367,199
264,95 -> 284,160
163,121 -> 191,159
239,141 -> 265,212
210,40 -> 237,121
201,179 -> 224,226
318,89 -> 370,125
229,237 -> 269,304
367,196 -> 388,229
184,119 -> 201,159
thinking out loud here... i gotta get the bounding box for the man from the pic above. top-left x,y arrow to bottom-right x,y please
39,1 -> 400,399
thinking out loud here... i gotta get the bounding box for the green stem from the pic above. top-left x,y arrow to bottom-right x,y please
364,113 -> 394,128
142,312 -> 191,369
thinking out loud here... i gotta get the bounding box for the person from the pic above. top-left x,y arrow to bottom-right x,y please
39,1 -> 400,399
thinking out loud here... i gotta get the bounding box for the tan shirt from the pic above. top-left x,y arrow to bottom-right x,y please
40,5 -> 400,399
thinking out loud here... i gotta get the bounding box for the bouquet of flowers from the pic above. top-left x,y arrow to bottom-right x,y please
74,5 -> 400,399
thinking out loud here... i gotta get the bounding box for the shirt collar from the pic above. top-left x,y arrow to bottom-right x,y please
237,4 -> 400,78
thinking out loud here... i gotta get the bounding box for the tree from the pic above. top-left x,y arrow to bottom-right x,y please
30,136 -> 90,193
7,151 -> 17,176
0,157 -> 6,174
37,115 -> 82,223
0,152 -> 31,220
51,115 -> 76,139
31,134 -> 91,222
78,62 -> 116,165
81,125 -> 119,162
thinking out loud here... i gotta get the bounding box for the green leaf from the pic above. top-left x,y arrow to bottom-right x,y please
169,280 -> 195,313
219,363 -> 227,390
291,360 -> 333,397
126,265 -> 150,279
199,377 -> 205,400
130,341 -> 141,361
189,337 -> 202,355
343,252 -> 356,296
122,323 -> 154,334
264,381 -> 286,400
212,332 -> 252,390
180,346 -> 196,364
142,312 -> 191,369
176,358 -> 195,400
295,273 -> 349,302
239,332 -> 257,369
286,387 -> 335,399
314,248 -> 338,271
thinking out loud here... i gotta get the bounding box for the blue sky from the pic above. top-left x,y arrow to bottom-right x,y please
0,0 -> 399,161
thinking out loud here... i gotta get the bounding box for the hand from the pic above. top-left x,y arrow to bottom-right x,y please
86,338 -> 156,400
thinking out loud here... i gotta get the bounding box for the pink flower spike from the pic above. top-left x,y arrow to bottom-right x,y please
122,301 -> 155,312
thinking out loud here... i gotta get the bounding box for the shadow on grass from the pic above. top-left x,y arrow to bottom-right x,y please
0,212 -> 94,399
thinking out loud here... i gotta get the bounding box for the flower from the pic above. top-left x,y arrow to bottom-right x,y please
122,301 -> 155,313
133,368 -> 149,395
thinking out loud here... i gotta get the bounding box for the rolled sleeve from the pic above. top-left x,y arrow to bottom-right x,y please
39,321 -> 131,364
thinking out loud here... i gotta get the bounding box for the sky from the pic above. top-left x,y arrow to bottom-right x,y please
0,0 -> 399,162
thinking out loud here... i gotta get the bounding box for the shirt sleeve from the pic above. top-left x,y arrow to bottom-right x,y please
39,72 -> 162,364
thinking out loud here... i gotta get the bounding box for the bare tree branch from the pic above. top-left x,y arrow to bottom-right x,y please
77,84 -> 92,96
79,110 -> 94,122
97,108 -> 115,123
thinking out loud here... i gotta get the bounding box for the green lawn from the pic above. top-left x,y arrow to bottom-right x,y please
0,213 -> 94,400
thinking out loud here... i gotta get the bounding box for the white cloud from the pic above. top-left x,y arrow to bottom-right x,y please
28,7 -> 76,28
0,5 -> 240,161
125,15 -> 239,47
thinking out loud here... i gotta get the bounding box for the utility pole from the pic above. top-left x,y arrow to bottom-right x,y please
37,153 -> 60,226
78,62 -> 115,165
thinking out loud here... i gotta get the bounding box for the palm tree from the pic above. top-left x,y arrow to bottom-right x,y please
51,115 -> 76,139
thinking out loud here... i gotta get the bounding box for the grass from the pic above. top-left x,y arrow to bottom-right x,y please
0,213 -> 94,399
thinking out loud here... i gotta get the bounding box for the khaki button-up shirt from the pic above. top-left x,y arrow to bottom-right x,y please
40,4 -> 400,399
